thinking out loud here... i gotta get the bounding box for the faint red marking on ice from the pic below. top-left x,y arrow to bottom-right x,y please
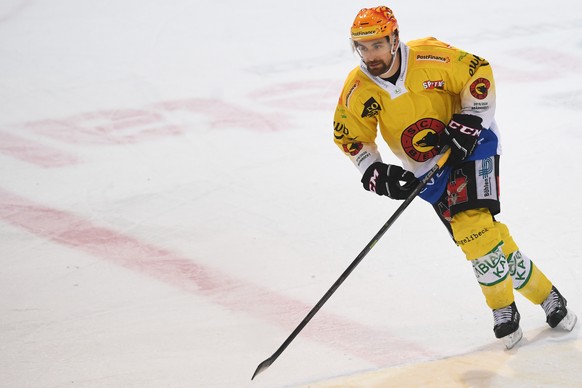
1,79 -> 337,165
152,98 -> 287,132
0,187 -> 436,367
247,80 -> 341,111
0,0 -> 32,23
495,48 -> 582,83
18,109 -> 184,145
1,97 -> 290,165
0,131 -> 80,167
14,98 -> 288,147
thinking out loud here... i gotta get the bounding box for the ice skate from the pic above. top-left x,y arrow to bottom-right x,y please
541,286 -> 577,331
493,302 -> 522,349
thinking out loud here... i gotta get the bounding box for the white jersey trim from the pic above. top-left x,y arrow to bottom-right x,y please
359,42 -> 409,99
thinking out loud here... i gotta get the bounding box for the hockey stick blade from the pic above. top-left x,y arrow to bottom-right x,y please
251,358 -> 273,380
251,147 -> 451,380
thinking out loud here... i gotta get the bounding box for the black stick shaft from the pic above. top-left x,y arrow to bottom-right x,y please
252,147 -> 450,380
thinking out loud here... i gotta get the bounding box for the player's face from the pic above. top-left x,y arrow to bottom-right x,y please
354,37 -> 394,76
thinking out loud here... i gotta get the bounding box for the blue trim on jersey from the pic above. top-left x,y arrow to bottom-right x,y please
418,128 -> 499,204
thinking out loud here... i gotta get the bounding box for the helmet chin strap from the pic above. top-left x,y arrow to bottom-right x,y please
390,35 -> 398,55
381,37 -> 399,77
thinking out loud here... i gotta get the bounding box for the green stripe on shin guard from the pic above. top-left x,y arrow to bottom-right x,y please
508,251 -> 553,305
507,250 -> 532,290
471,245 -> 509,286
472,246 -> 515,309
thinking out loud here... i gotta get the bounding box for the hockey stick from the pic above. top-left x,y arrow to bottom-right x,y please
251,146 -> 451,380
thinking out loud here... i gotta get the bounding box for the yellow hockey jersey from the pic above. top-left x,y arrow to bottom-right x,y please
333,37 -> 500,186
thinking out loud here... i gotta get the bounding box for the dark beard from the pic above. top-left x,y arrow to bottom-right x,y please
365,61 -> 389,77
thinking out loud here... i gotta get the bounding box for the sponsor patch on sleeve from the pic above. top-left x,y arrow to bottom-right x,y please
470,78 -> 491,100
342,142 -> 363,156
361,97 -> 382,118
414,52 -> 452,67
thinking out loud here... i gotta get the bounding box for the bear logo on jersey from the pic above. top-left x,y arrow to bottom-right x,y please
401,118 -> 445,162
470,78 -> 490,100
342,142 -> 363,156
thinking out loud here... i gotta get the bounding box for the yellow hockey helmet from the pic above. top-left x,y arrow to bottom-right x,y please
351,6 -> 399,42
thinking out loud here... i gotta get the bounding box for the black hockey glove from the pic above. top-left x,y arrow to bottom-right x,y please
440,114 -> 483,165
361,162 -> 419,200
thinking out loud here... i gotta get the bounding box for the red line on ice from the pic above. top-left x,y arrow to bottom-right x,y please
0,132 -> 80,167
0,187 -> 435,366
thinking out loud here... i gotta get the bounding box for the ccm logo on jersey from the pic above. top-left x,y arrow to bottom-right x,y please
449,119 -> 481,137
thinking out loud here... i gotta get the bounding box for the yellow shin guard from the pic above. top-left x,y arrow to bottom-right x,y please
480,276 -> 515,310
507,251 -> 553,304
453,209 -> 552,307
493,221 -> 552,304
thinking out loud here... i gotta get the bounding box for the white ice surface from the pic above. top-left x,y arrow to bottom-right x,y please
1,1 -> 582,387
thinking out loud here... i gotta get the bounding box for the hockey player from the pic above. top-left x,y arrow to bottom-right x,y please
333,6 -> 577,348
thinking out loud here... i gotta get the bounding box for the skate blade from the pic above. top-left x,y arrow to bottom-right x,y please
557,310 -> 577,331
502,327 -> 523,349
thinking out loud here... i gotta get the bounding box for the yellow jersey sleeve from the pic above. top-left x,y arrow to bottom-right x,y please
333,68 -> 384,173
